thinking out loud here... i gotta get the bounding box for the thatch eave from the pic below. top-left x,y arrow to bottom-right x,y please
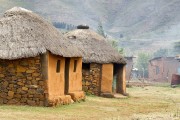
65,29 -> 126,64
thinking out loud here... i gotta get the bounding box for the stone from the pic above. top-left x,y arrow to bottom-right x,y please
0,92 -> 7,98
3,81 -> 8,87
32,73 -> 40,77
26,70 -> 35,73
17,82 -> 24,86
27,100 -> 36,106
8,68 -> 16,73
36,78 -> 41,81
9,84 -> 14,88
27,77 -> 33,80
8,91 -> 14,97
28,95 -> 33,98
17,66 -> 26,72
29,67 -> 37,70
14,94 -> 21,98
39,81 -> 44,86
8,64 -> 14,68
20,61 -> 29,66
16,73 -> 24,77
28,89 -> 36,94
29,85 -> 38,89
11,76 -> 17,81
0,99 -> 3,104
0,74 -> 5,77
39,101 -> 44,106
22,87 -> 28,91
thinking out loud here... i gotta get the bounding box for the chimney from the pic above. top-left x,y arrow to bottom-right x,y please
77,24 -> 89,29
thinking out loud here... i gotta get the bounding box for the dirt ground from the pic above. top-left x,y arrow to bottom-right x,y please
0,85 -> 179,120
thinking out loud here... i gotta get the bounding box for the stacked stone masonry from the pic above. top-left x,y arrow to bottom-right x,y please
82,63 -> 101,95
0,56 -> 46,106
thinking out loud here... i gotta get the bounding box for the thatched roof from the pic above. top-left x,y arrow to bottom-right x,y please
0,7 -> 81,60
64,27 -> 126,64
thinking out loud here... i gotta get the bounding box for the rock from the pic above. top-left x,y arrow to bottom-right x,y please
32,73 -> 40,77
29,85 -> 38,89
36,78 -> 41,81
17,82 -> 24,86
17,66 -> 26,72
27,100 -> 36,106
9,84 -> 14,88
27,77 -> 33,80
16,73 -> 24,77
0,92 -> 7,98
22,87 -> 28,91
0,74 -> 5,77
8,91 -> 14,97
3,81 -> 8,87
26,70 -> 35,73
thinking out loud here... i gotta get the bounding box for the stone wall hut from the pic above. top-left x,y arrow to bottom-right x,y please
0,7 -> 85,106
65,25 -> 127,97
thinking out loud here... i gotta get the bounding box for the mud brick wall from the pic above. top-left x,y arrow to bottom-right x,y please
0,56 -> 46,106
82,63 -> 101,95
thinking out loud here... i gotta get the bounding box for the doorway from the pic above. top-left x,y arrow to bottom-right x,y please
113,64 -> 124,94
64,58 -> 70,94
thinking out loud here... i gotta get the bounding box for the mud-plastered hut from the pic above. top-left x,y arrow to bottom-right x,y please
65,25 -> 126,97
0,7 -> 85,106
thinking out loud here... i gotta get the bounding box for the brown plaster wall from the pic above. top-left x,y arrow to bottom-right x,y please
47,53 -> 65,100
68,58 -> 82,92
101,64 -> 113,93
47,54 -> 84,105
0,56 -> 45,106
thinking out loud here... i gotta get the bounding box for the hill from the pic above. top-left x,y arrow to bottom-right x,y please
0,0 -> 180,54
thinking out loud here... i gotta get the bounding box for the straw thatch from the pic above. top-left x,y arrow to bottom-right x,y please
0,7 -> 81,60
65,28 -> 126,64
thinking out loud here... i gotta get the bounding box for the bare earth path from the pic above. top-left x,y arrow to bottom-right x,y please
0,86 -> 179,120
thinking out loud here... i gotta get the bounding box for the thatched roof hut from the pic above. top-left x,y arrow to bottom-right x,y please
0,7 -> 81,60
64,26 -> 126,64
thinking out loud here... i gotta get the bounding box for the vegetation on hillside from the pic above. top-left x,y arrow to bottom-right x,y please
136,52 -> 152,77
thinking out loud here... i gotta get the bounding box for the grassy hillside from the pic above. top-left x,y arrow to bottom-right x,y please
0,0 -> 180,54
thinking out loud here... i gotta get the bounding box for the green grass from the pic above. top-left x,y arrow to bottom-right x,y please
0,86 -> 180,120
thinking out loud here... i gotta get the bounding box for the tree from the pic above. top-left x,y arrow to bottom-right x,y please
97,21 -> 106,38
136,52 -> 152,78
109,39 -> 124,55
153,48 -> 169,58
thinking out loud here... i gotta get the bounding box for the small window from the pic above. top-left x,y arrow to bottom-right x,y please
56,60 -> 61,73
73,60 -> 77,72
156,66 -> 160,75
82,63 -> 90,70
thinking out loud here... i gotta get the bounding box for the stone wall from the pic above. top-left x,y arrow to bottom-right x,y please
82,63 -> 101,95
0,56 -> 46,106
